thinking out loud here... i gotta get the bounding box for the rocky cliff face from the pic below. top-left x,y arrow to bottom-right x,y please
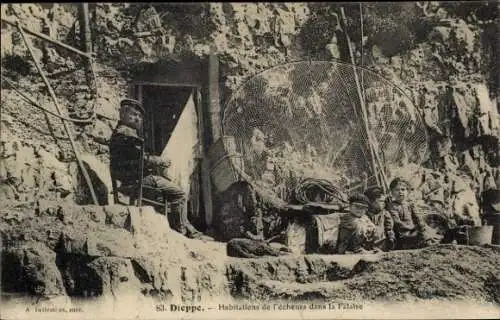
370,11 -> 499,201
1,3 -> 498,206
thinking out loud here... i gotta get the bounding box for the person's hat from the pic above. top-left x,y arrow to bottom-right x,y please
348,194 -> 370,207
482,188 -> 500,212
364,186 -> 383,201
120,98 -> 144,115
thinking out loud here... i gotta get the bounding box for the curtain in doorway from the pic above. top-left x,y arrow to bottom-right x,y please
160,90 -> 201,199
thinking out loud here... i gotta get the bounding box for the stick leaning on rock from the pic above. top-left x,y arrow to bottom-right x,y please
16,20 -> 99,205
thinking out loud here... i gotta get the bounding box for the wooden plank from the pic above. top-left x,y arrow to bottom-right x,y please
197,87 -> 214,227
78,3 -> 92,84
132,60 -> 204,87
2,18 -> 93,59
136,85 -> 143,103
127,84 -> 135,98
207,54 -> 222,144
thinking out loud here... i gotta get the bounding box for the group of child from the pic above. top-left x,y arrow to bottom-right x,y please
337,177 -> 442,254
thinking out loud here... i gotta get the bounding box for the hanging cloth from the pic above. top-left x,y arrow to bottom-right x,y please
160,90 -> 200,198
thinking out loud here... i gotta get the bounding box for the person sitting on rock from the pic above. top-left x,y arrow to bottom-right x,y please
364,187 -> 396,252
109,98 -> 212,241
337,194 -> 378,254
386,178 -> 438,249
226,188 -> 291,258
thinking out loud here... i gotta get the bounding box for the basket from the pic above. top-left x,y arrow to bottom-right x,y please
210,154 -> 243,194
207,136 -> 237,167
208,135 -> 243,194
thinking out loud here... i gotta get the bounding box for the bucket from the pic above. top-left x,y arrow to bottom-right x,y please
485,213 -> 500,245
458,226 -> 493,245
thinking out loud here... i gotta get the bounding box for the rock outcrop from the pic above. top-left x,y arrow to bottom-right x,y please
1,202 -> 229,306
2,3 -> 498,207
2,203 -> 499,306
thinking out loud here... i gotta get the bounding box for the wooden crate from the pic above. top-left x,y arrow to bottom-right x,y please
306,213 -> 347,254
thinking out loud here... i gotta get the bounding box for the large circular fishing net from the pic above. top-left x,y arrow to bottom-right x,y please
222,61 -> 429,204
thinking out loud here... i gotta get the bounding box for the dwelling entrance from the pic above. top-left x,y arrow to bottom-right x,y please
138,85 -> 205,230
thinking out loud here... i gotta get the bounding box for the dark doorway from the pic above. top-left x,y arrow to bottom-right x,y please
141,86 -> 194,155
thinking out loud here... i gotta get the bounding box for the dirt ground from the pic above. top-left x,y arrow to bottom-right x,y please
343,245 -> 500,303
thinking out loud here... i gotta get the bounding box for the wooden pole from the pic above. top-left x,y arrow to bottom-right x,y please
78,3 -> 92,54
17,22 -> 99,205
198,86 -> 214,227
78,3 -> 93,84
339,8 -> 379,184
202,53 -> 221,227
339,7 -> 389,192
359,3 -> 365,102
208,53 -> 222,144
136,85 -> 144,207
1,18 -> 93,59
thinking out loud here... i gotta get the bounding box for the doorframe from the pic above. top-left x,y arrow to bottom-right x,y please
132,83 -> 202,155
129,82 -> 212,228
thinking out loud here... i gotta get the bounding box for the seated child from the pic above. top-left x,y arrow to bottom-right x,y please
337,194 -> 378,254
364,187 -> 396,252
386,177 -> 439,249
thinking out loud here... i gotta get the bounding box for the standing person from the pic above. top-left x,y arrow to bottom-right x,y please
364,187 -> 396,252
386,177 -> 438,249
337,194 -> 378,254
109,98 -> 212,241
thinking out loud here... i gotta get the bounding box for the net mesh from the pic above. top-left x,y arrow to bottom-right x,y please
222,61 -> 429,202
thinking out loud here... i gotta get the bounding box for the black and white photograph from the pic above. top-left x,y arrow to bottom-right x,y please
1,2 -> 499,319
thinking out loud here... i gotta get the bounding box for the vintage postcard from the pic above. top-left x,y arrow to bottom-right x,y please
1,2 -> 499,320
